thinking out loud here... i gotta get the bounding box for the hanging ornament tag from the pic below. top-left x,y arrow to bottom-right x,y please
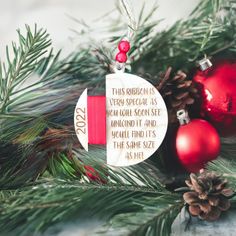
74,3 -> 168,166
106,73 -> 168,166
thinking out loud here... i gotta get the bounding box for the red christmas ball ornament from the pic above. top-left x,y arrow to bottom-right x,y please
193,59 -> 236,137
176,110 -> 220,173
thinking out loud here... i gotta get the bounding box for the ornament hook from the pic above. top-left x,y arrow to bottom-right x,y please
198,57 -> 212,71
177,109 -> 190,125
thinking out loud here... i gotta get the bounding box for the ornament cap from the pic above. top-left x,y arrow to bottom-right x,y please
198,57 -> 212,71
177,109 -> 190,125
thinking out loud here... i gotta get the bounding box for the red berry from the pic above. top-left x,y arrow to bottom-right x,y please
118,40 -> 130,53
115,52 -> 127,63
84,165 -> 107,184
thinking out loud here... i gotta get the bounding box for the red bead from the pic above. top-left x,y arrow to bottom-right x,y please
115,52 -> 127,63
193,60 -> 236,137
118,40 -> 130,53
176,119 -> 220,173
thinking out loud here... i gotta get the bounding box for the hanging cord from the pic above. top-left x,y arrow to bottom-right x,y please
113,0 -> 137,73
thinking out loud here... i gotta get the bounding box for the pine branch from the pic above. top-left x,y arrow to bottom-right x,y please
72,146 -> 166,189
47,153 -> 80,179
1,0 -> 236,190
101,194 -> 183,236
190,0 -> 224,18
207,158 -> 236,189
132,0 -> 236,74
0,25 -> 51,113
221,139 -> 236,160
0,147 -> 175,233
0,25 -> 105,187
0,179 -> 183,236
180,18 -> 225,60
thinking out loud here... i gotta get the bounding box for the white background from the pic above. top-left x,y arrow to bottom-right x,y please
0,0 -> 200,59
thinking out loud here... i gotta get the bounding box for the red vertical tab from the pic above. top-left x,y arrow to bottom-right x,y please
87,96 -> 106,144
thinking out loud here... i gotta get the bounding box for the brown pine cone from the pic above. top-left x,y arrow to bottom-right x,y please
157,67 -> 198,123
183,171 -> 234,221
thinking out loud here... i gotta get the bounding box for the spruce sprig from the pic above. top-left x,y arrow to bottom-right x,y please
207,158 -> 236,190
0,178 -> 183,236
0,25 -> 51,113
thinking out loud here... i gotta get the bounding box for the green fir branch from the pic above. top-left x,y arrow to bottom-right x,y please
0,179 -> 183,236
0,25 -> 51,113
207,158 -> 236,189
47,153 -> 79,179
190,0 -> 224,18
102,194 -> 183,236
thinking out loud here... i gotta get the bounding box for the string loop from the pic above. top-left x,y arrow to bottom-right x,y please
114,0 -> 136,73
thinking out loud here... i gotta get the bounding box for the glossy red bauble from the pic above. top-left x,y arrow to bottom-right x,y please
193,60 -> 236,137
176,119 -> 220,173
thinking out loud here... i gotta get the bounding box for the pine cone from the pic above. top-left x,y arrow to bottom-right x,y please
157,67 -> 198,123
183,171 -> 234,221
